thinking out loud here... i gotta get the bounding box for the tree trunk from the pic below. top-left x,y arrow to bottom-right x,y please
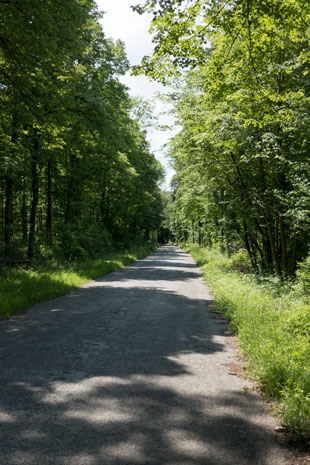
261,229 -> 272,270
198,221 -> 202,246
265,212 -> 281,276
4,171 -> 13,259
27,141 -> 39,260
65,153 -> 76,230
243,221 -> 258,271
21,188 -> 27,242
279,214 -> 287,277
65,191 -> 72,230
1,187 -> 4,234
192,220 -> 195,243
276,172 -> 288,277
46,158 -> 53,248
275,69 -> 288,277
4,113 -> 18,259
290,236 -> 298,277
257,157 -> 281,275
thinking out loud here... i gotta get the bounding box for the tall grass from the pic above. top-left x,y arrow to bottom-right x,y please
185,244 -> 310,439
0,243 -> 157,319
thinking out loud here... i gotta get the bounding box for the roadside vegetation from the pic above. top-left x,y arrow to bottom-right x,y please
0,241 -> 157,319
185,244 -> 310,440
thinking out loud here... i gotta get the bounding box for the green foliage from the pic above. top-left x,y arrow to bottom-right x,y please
54,231 -> 88,261
78,225 -> 113,257
231,249 -> 251,273
186,244 -> 310,438
135,0 -> 310,277
0,0 -> 164,264
53,225 -> 113,261
295,255 -> 310,298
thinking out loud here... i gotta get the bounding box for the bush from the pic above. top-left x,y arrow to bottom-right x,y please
295,255 -> 310,298
231,249 -> 251,272
54,231 -> 88,261
77,224 -> 113,257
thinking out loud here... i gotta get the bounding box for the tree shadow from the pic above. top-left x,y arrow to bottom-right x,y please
139,247 -> 196,268
91,246 -> 203,283
0,373 -> 286,464
102,268 -> 201,282
0,288 -> 286,464
0,287 -> 222,377
0,246 -> 287,464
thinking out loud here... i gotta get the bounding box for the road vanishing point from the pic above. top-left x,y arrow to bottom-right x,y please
0,246 -> 288,464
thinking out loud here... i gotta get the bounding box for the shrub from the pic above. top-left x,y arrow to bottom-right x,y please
231,249 -> 251,272
295,255 -> 310,299
54,231 -> 88,261
77,224 -> 113,257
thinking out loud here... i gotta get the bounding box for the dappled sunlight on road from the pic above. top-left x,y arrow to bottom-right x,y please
0,246 -> 287,464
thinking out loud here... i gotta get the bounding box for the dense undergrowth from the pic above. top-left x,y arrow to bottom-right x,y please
185,244 -> 310,440
0,241 -> 157,319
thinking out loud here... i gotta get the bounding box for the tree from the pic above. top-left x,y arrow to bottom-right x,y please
0,0 -> 164,262
133,0 -> 310,275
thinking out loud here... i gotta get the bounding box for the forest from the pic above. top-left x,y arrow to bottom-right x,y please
0,0 -> 164,264
138,0 -> 310,278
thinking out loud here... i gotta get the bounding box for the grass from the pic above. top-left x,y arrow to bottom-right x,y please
0,242 -> 157,319
184,244 -> 310,440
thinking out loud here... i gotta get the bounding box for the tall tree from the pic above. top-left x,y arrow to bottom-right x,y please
0,0 -> 164,262
134,0 -> 310,275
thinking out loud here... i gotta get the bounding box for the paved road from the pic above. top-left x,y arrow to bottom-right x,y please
0,246 -> 287,465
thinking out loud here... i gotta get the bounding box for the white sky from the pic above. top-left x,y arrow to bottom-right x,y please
96,0 -> 175,188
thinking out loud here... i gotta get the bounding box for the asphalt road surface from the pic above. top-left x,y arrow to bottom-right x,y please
0,246 -> 288,465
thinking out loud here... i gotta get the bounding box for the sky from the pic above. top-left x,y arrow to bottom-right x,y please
96,0 -> 176,188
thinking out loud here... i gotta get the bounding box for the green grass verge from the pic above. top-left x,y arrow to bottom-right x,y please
185,244 -> 310,439
0,242 -> 157,319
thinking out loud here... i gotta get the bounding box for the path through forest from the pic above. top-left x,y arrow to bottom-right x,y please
0,246 -> 288,464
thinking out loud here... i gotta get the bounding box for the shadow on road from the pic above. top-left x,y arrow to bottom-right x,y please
0,378 -> 276,465
0,246 -> 285,464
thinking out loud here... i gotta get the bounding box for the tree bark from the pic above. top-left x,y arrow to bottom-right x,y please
279,213 -> 287,277
21,188 -> 27,242
258,157 -> 281,275
27,140 -> 39,260
64,191 -> 72,230
4,112 -> 18,259
275,68 -> 288,277
4,171 -> 13,259
198,220 -> 202,246
290,236 -> 298,277
65,152 -> 76,230
46,158 -> 53,247
192,219 -> 195,243
264,211 -> 281,276
276,171 -> 288,277
243,221 -> 258,271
